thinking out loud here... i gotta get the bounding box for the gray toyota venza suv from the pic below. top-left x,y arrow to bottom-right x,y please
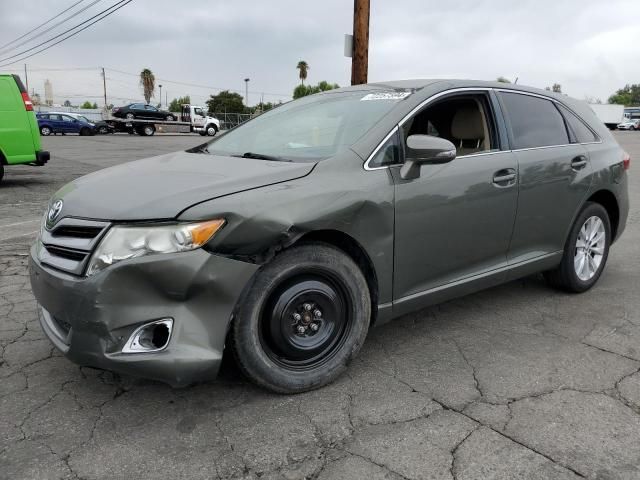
30,80 -> 630,393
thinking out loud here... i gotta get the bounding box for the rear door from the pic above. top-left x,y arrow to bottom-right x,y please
497,91 -> 592,264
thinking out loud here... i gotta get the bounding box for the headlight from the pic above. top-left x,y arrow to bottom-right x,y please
86,219 -> 224,276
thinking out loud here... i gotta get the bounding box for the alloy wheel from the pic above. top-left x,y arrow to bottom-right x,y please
574,216 -> 606,281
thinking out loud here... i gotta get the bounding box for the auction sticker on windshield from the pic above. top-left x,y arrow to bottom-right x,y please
360,92 -> 412,101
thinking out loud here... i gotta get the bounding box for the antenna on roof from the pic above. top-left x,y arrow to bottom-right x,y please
514,77 -> 519,84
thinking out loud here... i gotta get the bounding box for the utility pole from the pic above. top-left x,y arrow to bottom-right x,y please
244,78 -> 250,109
159,84 -> 162,107
351,0 -> 370,85
101,67 -> 107,108
24,64 -> 29,92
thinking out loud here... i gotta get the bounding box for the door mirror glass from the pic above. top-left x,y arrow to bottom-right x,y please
400,135 -> 456,180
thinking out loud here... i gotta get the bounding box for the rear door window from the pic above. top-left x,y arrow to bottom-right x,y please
499,92 -> 569,149
556,104 -> 598,143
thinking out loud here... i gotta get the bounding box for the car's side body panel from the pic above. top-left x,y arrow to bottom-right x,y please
0,74 -> 40,164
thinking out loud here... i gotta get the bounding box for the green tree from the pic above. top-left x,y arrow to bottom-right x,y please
608,84 -> 640,106
496,76 -> 511,83
293,81 -> 340,99
545,83 -> 562,93
80,101 -> 93,109
139,68 -> 155,104
206,90 -> 246,114
168,95 -> 191,112
297,60 -> 309,85
92,102 -> 98,109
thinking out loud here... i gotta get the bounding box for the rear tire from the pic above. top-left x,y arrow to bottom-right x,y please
231,243 -> 371,393
137,125 -> 155,136
544,202 -> 611,293
40,126 -> 51,136
125,113 -> 135,120
165,115 -> 175,121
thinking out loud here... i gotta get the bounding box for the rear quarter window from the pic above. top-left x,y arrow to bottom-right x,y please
500,92 -> 569,149
557,104 -> 598,143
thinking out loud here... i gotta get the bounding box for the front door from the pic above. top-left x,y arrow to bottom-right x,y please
392,91 -> 518,303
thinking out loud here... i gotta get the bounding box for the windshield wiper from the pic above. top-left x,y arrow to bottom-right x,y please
233,152 -> 291,162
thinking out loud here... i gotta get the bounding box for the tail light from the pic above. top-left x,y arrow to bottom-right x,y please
21,92 -> 33,111
623,151 -> 631,170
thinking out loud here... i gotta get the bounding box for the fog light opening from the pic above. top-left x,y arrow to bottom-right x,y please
123,319 -> 173,354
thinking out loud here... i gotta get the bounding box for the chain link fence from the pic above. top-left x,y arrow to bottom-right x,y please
212,113 -> 253,130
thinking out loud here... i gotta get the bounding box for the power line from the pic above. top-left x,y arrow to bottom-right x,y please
0,0 -> 132,67
0,0 -> 102,56
106,67 -> 291,98
0,0 -> 86,52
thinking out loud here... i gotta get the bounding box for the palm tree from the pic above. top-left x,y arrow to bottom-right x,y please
139,68 -> 155,104
296,61 -> 309,85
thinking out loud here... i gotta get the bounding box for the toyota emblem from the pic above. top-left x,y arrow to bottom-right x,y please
47,199 -> 64,223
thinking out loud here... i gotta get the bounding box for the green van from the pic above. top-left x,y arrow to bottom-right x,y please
0,74 -> 49,183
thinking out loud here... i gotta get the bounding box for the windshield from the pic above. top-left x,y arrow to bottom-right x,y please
206,90 -> 410,161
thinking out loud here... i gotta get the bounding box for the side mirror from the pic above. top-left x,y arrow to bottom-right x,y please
400,135 -> 456,180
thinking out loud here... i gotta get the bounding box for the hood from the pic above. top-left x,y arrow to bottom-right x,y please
52,151 -> 316,221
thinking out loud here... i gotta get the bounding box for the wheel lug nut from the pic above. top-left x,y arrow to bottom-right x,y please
310,323 -> 319,332
293,313 -> 301,321
303,303 -> 312,311
297,325 -> 306,334
313,309 -> 322,318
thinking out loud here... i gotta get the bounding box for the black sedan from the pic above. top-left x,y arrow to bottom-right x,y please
112,103 -> 176,121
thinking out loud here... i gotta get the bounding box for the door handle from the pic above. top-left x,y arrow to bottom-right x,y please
571,155 -> 588,170
493,168 -> 517,186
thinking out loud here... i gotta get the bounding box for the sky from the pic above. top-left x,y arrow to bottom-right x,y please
0,0 -> 638,107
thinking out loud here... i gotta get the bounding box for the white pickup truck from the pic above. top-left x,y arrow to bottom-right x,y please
107,104 -> 221,137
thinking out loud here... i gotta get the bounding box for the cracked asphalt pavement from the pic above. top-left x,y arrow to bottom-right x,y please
1,132 -> 639,480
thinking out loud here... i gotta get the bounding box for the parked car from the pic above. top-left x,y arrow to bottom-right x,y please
0,74 -> 49,183
112,103 -> 176,121
36,112 -> 96,136
63,113 -> 114,134
30,80 -> 630,393
617,118 -> 640,130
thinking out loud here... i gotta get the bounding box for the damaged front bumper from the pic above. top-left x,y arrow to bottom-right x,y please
29,243 -> 259,387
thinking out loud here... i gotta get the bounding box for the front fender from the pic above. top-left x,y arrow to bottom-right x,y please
178,154 -> 396,304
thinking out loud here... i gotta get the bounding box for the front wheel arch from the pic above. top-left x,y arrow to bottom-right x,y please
296,230 -> 379,326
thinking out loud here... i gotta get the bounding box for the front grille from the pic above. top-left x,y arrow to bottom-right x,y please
43,245 -> 87,262
39,217 -> 110,275
52,226 -> 103,239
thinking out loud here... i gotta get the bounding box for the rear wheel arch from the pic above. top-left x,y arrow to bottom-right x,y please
296,230 -> 379,326
587,190 -> 620,240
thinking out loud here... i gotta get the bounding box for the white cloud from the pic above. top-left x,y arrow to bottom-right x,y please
0,0 -> 638,105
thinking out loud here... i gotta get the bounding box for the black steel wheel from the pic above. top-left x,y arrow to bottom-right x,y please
231,242 -> 371,393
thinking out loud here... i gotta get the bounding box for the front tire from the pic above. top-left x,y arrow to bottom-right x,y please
545,202 -> 611,293
231,243 -> 371,393
206,124 -> 218,136
165,115 -> 175,121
